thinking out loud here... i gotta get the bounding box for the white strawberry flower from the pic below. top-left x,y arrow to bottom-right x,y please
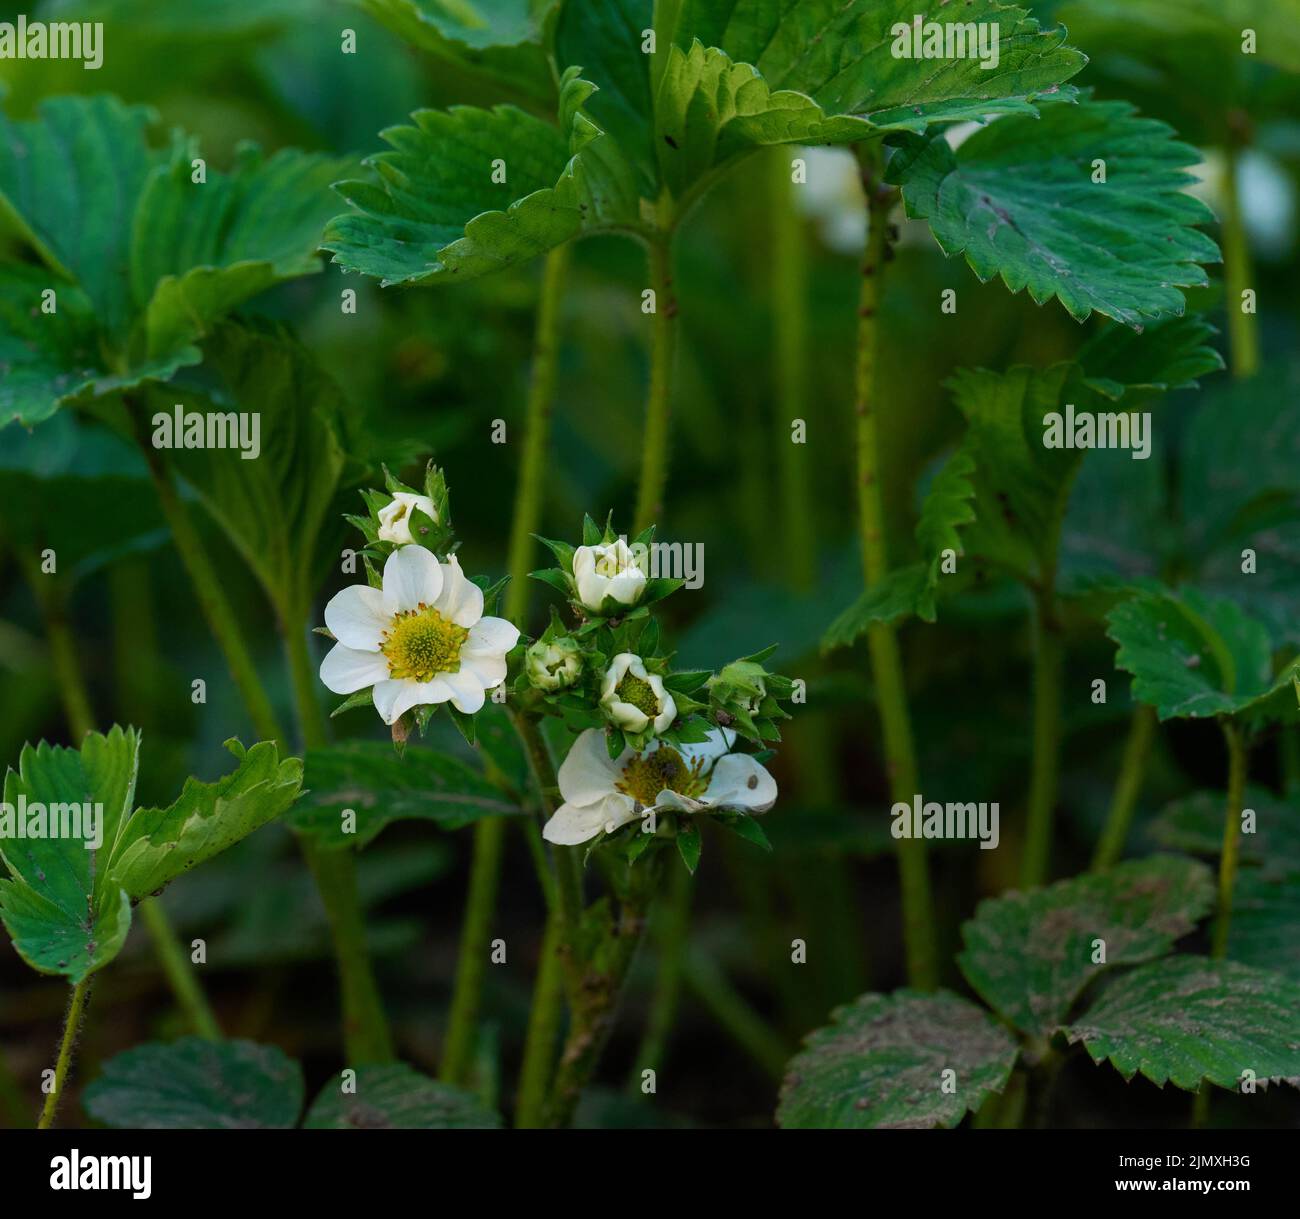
541,727 -> 777,845
377,491 -> 437,545
600,652 -> 675,735
573,537 -> 646,613
319,545 -> 518,724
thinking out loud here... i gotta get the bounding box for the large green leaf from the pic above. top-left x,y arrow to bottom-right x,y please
890,98 -> 1221,327
361,0 -> 557,102
304,1064 -> 502,1128
131,142 -> 354,365
1078,315 -> 1224,401
288,743 -> 517,848
957,855 -> 1214,1038
0,727 -> 140,982
83,1038 -> 304,1129
777,990 -> 1018,1129
1067,956 -> 1300,1091
1106,587 -> 1299,722
106,739 -> 302,899
153,320 -> 354,623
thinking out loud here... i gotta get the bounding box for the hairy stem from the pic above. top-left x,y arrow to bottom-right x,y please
1021,590 -> 1064,888
853,145 -> 936,989
632,236 -> 679,534
1092,704 -> 1158,871
1211,721 -> 1248,959
37,978 -> 91,1129
1221,139 -> 1259,379
137,897 -> 221,1040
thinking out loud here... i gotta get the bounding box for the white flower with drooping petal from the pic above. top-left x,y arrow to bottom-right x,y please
573,537 -> 647,613
377,491 -> 437,545
600,653 -> 675,735
541,727 -> 777,845
319,545 -> 519,725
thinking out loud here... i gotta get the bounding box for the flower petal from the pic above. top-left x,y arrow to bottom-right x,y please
466,615 -> 519,656
542,794 -> 637,845
433,554 -> 484,628
459,650 -> 507,690
558,729 -> 625,807
383,544 -> 443,614
324,584 -> 389,651
320,643 -> 389,694
702,753 -> 777,812
373,677 -> 448,724
440,667 -> 486,714
654,789 -> 704,813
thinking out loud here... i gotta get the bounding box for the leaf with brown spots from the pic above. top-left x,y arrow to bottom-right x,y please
304,1065 -> 501,1128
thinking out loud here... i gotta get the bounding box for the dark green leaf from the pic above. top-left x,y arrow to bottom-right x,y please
304,1064 -> 501,1128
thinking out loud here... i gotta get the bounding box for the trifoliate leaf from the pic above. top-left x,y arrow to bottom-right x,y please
0,727 -> 141,982
957,855 -> 1214,1038
1106,587 -> 1299,722
83,1038 -> 304,1129
361,0 -> 557,102
890,99 -> 1221,327
1066,956 -> 1300,1091
777,990 -> 1018,1129
288,743 -> 518,848
106,740 -> 302,898
304,1064 -> 502,1128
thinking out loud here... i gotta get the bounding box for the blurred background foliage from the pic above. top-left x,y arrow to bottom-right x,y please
0,0 -> 1297,1128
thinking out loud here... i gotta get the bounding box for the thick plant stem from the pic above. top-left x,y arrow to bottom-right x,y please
632,236 -> 678,534
506,244 -> 571,624
445,249 -> 570,1087
1221,139 -> 1259,379
1021,592 -> 1064,888
853,147 -> 936,990
1092,704 -> 1158,871
1211,722 -> 1248,959
514,917 -> 565,1127
37,978 -> 91,1129
137,898 -> 221,1040
627,864 -> 693,1086
285,621 -> 394,1065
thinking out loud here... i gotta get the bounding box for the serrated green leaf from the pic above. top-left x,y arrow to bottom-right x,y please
361,0 -> 557,102
891,99 -> 1221,327
1067,956 -> 1300,1091
0,726 -> 140,982
957,855 -> 1214,1037
107,740 -> 302,898
287,743 -> 517,847
1078,315 -> 1224,400
1106,587 -> 1298,722
821,564 -> 931,654
777,990 -> 1018,1129
304,1064 -> 502,1128
83,1038 -> 304,1129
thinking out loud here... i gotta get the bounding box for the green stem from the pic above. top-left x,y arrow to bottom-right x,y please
514,916 -> 565,1127
37,978 -> 91,1130
18,552 -> 93,741
627,864 -> 693,1086
137,898 -> 221,1040
1221,139 -> 1259,379
682,951 -> 789,1080
632,235 -> 679,534
1092,704 -> 1158,871
285,618 -> 394,1065
1021,591 -> 1064,888
853,145 -> 936,990
1211,721 -> 1248,959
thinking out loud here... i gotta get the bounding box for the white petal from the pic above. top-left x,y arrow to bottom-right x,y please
459,650 -> 507,689
373,677 -> 447,724
323,584 -> 389,651
652,690 -> 677,733
605,700 -> 650,732
679,727 -> 736,768
542,794 -> 637,845
606,567 -> 647,605
440,667 -> 486,714
467,615 -> 519,656
383,545 -> 443,614
320,643 -> 389,694
558,729 -> 624,806
655,789 -> 704,813
703,754 -> 777,812
433,554 -> 484,628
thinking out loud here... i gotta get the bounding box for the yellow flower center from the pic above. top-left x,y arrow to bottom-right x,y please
616,747 -> 707,807
616,672 -> 660,718
380,605 -> 468,682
